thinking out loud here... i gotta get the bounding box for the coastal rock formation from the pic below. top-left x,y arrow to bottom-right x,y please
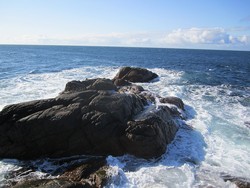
113,66 -> 158,83
0,67 -> 181,160
9,157 -> 110,188
221,174 -> 250,188
160,96 -> 185,110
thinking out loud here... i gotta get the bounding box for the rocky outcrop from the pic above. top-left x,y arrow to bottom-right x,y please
64,78 -> 117,93
113,66 -> 158,83
122,106 -> 178,158
160,96 -> 185,110
221,174 -> 250,188
0,67 -> 182,160
8,157 -> 110,188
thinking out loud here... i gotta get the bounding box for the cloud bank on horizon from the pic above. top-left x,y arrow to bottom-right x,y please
2,27 -> 249,50
0,0 -> 250,50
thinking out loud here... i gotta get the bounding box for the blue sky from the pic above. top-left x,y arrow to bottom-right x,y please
0,0 -> 250,50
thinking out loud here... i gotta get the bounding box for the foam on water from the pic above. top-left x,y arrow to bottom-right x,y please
0,67 -> 249,187
0,66 -> 119,110
105,68 -> 249,187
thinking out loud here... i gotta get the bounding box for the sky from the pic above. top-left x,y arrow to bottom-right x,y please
0,0 -> 250,50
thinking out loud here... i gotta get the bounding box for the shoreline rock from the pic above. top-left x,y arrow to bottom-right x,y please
221,174 -> 250,188
7,157 -> 110,188
113,66 -> 158,84
0,67 -> 182,160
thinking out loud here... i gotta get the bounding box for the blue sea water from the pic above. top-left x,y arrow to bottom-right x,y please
0,45 -> 250,187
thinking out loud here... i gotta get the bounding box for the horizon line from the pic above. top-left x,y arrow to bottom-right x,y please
0,43 -> 249,52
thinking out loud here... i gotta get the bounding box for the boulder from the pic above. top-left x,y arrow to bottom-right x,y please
160,96 -> 185,110
221,174 -> 250,188
121,106 -> 178,158
113,78 -> 131,86
0,81 -> 144,159
0,68 -> 180,160
113,67 -> 158,83
64,78 -> 117,93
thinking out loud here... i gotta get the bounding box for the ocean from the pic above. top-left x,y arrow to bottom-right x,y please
0,45 -> 249,187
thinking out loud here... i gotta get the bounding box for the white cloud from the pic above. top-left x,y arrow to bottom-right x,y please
5,32 -> 154,47
237,35 -> 250,43
164,28 -> 231,44
0,27 -> 249,50
161,27 -> 250,50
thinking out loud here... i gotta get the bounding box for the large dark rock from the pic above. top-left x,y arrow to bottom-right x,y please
64,78 -> 117,93
121,106 -> 178,158
0,68 -> 180,160
113,67 -> 158,83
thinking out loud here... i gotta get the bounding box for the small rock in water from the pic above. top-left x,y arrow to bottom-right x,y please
113,66 -> 158,83
244,121 -> 250,128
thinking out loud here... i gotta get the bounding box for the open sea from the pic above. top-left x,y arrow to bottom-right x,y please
0,45 -> 250,187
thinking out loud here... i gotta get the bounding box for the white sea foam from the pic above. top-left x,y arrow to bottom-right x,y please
0,67 -> 249,187
106,68 -> 249,187
0,66 -> 119,110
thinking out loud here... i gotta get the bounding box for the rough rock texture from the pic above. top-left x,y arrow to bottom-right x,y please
221,174 -> 250,188
10,157 -> 110,188
113,78 -> 131,87
160,96 -> 185,110
113,66 -> 158,83
122,106 -> 178,158
64,78 -> 117,93
118,85 -> 145,94
0,67 -> 182,160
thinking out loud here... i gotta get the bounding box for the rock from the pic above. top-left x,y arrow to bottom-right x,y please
244,121 -> 250,128
139,91 -> 156,103
113,78 -> 131,86
60,157 -> 109,188
64,78 -> 117,93
11,157 -> 110,188
160,96 -> 185,110
221,174 -> 250,188
0,88 -> 144,159
13,179 -> 85,188
0,68 -> 180,160
113,67 -> 158,83
121,106 -> 178,158
118,85 -> 145,94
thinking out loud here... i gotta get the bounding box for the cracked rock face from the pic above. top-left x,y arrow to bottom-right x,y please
0,67 -> 180,160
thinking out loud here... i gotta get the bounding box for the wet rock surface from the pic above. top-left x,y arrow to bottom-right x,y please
113,66 -> 158,83
5,157 -> 110,188
222,174 -> 250,188
0,67 -> 188,187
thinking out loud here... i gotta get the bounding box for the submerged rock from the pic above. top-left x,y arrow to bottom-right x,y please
0,67 -> 182,160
